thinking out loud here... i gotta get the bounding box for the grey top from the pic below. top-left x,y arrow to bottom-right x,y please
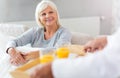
6,26 -> 72,52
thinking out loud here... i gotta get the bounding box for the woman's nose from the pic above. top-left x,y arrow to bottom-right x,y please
46,13 -> 50,18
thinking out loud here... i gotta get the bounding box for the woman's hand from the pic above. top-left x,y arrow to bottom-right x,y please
84,36 -> 107,52
8,48 -> 27,66
30,63 -> 54,78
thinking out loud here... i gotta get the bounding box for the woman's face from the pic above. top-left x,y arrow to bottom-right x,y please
39,6 -> 58,27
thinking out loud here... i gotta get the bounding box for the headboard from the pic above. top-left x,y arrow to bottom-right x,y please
7,16 -> 100,37
60,17 -> 100,37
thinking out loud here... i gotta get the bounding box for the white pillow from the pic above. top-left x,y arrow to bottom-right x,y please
71,32 -> 94,45
0,32 -> 15,52
0,23 -> 26,37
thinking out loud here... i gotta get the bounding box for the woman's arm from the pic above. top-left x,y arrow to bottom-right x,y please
6,27 -> 38,65
6,27 -> 37,50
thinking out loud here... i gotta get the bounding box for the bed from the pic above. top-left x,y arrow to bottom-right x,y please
0,16 -> 100,78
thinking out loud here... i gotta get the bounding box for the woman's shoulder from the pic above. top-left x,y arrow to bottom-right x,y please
58,26 -> 71,33
57,26 -> 72,39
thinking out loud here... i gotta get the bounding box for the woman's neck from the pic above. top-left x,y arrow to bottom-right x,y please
45,24 -> 59,35
44,24 -> 59,40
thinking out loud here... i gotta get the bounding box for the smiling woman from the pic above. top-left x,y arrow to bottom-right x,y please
6,0 -> 72,66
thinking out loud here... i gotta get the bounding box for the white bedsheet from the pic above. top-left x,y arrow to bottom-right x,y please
0,49 -> 17,78
0,31 -> 17,78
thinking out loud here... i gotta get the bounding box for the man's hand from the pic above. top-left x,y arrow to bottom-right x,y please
30,63 -> 54,78
84,36 -> 107,52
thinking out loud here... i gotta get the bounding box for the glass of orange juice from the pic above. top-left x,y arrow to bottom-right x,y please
40,54 -> 54,64
56,47 -> 70,58
40,49 -> 55,64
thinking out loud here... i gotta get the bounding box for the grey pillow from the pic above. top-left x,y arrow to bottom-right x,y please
71,32 -> 94,45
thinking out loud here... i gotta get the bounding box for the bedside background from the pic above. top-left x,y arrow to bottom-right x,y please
0,0 -> 114,35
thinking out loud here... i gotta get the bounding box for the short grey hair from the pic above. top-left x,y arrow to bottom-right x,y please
35,0 -> 60,27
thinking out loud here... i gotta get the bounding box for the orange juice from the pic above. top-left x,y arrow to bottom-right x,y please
40,55 -> 54,64
56,47 -> 70,58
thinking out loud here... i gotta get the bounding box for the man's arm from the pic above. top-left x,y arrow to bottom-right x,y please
84,36 -> 107,52
30,63 -> 54,78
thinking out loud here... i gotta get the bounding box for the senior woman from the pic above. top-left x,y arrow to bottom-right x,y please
6,0 -> 72,66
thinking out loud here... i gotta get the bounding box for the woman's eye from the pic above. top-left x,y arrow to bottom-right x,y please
49,11 -> 54,14
41,13 -> 46,16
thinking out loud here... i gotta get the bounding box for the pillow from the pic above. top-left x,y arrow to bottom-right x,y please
0,32 -> 15,52
71,32 -> 94,45
0,23 -> 26,37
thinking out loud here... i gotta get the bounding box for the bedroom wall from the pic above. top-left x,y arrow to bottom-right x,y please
113,0 -> 120,31
0,0 -> 113,35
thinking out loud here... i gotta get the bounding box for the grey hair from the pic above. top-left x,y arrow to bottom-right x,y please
35,0 -> 60,27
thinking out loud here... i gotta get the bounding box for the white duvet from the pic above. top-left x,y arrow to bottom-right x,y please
0,32 -> 13,78
0,49 -> 16,78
